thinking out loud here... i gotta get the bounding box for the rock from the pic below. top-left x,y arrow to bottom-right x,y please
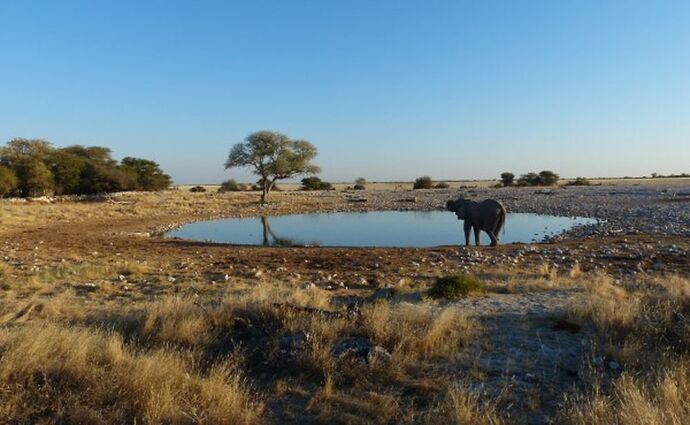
370,287 -> 395,301
608,360 -> 621,371
331,337 -> 391,364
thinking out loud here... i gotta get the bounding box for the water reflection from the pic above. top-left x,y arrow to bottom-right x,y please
260,216 -> 309,246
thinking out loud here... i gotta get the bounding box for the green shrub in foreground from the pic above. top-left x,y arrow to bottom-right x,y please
428,274 -> 485,299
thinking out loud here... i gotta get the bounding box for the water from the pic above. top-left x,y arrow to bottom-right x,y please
166,211 -> 597,247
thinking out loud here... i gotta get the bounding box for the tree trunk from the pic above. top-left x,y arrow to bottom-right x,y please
261,186 -> 269,204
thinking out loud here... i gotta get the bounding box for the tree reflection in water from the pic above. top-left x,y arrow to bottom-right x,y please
260,216 -> 311,247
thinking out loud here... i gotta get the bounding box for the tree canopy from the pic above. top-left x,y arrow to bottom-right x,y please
0,138 -> 172,197
225,130 -> 320,203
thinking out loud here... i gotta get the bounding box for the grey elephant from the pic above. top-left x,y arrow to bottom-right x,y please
446,197 -> 506,246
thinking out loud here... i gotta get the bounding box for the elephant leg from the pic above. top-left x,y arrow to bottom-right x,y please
474,226 -> 480,246
463,221 -> 471,246
487,231 -> 498,247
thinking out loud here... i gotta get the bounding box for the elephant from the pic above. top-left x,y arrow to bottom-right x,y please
446,197 -> 506,246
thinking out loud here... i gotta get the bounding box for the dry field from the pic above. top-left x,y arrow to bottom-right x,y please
0,183 -> 689,424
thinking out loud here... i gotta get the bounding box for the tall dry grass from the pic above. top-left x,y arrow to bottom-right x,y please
562,273 -> 690,424
0,323 -> 262,424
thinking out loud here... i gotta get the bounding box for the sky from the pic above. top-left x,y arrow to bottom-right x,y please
1,0 -> 689,184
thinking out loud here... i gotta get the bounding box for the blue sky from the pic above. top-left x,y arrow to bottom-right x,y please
1,1 -> 688,183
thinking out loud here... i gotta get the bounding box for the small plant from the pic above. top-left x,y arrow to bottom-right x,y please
434,181 -> 450,189
413,176 -> 433,189
301,176 -> 333,191
428,274 -> 484,299
218,179 -> 246,192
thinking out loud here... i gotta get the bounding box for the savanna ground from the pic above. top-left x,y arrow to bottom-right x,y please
0,181 -> 689,424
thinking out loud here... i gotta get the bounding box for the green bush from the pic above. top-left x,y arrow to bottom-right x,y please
428,274 -> 484,299
434,181 -> 450,189
301,176 -> 332,191
218,179 -> 246,192
516,171 -> 560,187
500,172 -> 515,187
538,170 -> 559,186
0,165 -> 18,197
413,176 -> 433,189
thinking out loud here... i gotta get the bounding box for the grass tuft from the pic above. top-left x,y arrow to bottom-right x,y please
428,274 -> 485,299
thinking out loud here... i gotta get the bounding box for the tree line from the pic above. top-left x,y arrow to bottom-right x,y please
499,170 -> 559,187
0,138 -> 171,198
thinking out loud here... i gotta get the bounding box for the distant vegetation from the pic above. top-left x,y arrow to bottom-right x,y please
301,176 -> 333,191
0,138 -> 171,198
500,172 -> 515,187
353,177 -> 366,190
498,170 -> 560,187
413,176 -> 433,189
413,176 -> 451,190
650,172 -> 690,178
225,130 -> 320,203
566,177 -> 591,186
218,179 -> 247,192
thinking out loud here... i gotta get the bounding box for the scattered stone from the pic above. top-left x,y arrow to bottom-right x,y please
331,337 -> 391,364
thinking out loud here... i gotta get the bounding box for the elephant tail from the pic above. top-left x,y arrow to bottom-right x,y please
496,203 -> 507,237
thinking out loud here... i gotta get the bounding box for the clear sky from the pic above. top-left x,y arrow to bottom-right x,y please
1,1 -> 689,184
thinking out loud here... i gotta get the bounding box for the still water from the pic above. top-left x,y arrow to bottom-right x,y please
166,211 -> 597,247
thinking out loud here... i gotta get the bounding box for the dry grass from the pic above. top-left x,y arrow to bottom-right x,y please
568,273 -> 641,338
562,274 -> 690,424
424,384 -> 504,425
563,362 -> 690,425
0,322 -> 262,424
362,302 -> 477,360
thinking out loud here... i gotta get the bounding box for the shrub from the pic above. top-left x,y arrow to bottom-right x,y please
538,170 -> 559,186
0,165 -> 18,197
218,179 -> 246,192
434,182 -> 450,189
517,172 -> 540,187
566,177 -> 591,186
190,185 -> 207,192
413,176 -> 433,189
516,171 -> 560,186
120,157 -> 171,191
428,274 -> 484,299
500,172 -> 515,186
354,177 -> 366,190
301,176 -> 332,191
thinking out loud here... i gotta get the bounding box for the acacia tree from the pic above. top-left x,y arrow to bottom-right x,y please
225,131 -> 320,203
